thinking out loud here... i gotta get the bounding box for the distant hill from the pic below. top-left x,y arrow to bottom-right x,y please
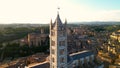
0,24 -> 49,28
0,21 -> 120,27
69,21 -> 120,25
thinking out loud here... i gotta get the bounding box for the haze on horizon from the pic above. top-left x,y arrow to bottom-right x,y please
0,0 -> 120,24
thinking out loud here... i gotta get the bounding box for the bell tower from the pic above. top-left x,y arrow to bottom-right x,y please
50,11 -> 68,68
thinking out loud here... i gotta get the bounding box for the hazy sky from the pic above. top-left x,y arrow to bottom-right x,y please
0,0 -> 120,24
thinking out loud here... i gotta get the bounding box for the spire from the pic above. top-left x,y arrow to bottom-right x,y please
55,13 -> 63,26
50,19 -> 52,24
65,19 -> 67,30
57,7 -> 60,14
65,18 -> 67,24
53,7 -> 63,27
50,19 -> 52,30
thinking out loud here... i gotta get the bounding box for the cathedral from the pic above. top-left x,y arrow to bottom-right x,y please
30,12 -> 103,68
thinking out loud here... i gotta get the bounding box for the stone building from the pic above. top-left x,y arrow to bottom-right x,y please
27,32 -> 49,47
110,30 -> 120,42
19,27 -> 49,47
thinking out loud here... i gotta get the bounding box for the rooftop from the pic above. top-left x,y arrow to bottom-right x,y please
70,50 -> 93,61
28,50 -> 94,68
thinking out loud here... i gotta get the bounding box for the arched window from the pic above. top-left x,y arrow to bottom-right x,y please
60,49 -> 64,55
59,41 -> 65,46
51,40 -> 55,46
52,57 -> 55,62
51,49 -> 55,54
60,57 -> 65,63
51,31 -> 55,36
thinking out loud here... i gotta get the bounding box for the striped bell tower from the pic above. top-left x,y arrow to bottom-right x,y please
50,10 -> 68,68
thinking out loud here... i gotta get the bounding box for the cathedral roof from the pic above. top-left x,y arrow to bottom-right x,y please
70,50 -> 93,61
31,62 -> 49,68
67,55 -> 73,63
30,50 -> 94,68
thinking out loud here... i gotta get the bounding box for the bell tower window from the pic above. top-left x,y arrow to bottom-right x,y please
59,31 -> 63,36
59,41 -> 65,46
51,40 -> 55,46
52,57 -> 55,62
51,49 -> 55,54
51,31 -> 55,36
60,57 -> 65,63
60,49 -> 64,55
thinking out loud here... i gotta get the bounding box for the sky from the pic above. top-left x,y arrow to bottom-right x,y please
0,0 -> 120,24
